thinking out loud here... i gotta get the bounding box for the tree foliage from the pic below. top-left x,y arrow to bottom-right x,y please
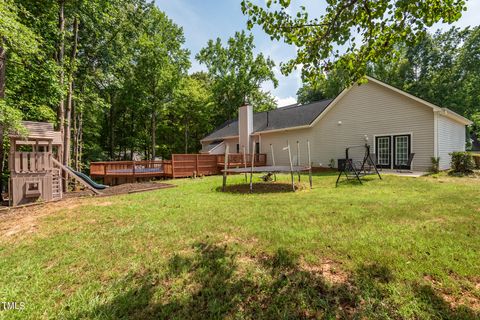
1,0 -> 282,181
196,31 -> 278,124
241,0 -> 467,84
296,26 -> 480,139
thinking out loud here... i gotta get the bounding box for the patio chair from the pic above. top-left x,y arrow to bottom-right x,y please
397,153 -> 415,173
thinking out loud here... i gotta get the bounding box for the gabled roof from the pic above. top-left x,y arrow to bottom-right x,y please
10,121 -> 63,146
202,99 -> 333,142
202,76 -> 472,142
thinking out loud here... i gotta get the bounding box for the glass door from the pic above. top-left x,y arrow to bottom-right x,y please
393,135 -> 411,169
375,136 -> 391,169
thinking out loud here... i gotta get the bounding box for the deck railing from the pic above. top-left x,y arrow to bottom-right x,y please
90,160 -> 165,178
217,153 -> 267,167
89,153 -> 267,179
9,152 -> 53,173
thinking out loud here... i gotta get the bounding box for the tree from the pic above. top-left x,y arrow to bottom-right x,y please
196,31 -> 278,125
129,7 -> 190,159
0,0 -> 41,199
171,73 -> 215,153
241,0 -> 467,84
296,68 -> 350,103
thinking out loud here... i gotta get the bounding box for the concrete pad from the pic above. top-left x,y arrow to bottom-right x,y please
380,170 -> 427,178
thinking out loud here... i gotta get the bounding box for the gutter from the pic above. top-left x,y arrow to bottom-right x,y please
200,135 -> 239,143
253,125 -> 311,135
441,108 -> 473,126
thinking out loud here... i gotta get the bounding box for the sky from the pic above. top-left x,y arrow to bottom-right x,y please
155,0 -> 480,107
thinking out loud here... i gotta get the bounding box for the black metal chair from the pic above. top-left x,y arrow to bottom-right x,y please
397,153 -> 415,173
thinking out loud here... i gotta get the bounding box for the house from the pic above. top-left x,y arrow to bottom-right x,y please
200,77 -> 472,171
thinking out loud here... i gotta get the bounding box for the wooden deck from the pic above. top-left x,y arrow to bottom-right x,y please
90,153 -> 267,184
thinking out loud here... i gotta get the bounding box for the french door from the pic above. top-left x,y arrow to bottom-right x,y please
393,135 -> 411,169
375,136 -> 391,168
375,134 -> 412,169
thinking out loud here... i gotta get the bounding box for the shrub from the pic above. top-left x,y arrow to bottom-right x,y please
449,152 -> 474,174
430,157 -> 440,173
472,154 -> 480,169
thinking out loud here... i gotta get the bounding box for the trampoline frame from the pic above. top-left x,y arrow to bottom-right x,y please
221,140 -> 313,192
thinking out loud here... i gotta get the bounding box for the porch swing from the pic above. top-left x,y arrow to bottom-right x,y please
336,144 -> 382,186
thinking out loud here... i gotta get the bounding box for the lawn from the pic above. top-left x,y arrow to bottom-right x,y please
0,173 -> 479,319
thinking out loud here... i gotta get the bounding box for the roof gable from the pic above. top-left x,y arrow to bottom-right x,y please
202,99 -> 332,141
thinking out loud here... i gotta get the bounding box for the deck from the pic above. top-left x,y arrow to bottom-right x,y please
90,153 -> 267,184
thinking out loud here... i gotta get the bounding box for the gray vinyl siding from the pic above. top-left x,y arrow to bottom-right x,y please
437,114 -> 466,170
258,129 -> 313,166
223,138 -> 240,154
261,81 -> 435,171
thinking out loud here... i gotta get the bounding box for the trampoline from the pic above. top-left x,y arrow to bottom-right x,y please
222,165 -> 310,174
221,141 -> 313,192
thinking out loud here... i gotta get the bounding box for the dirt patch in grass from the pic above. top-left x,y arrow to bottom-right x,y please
0,198 -> 81,240
300,258 -> 350,285
219,182 -> 309,194
423,274 -> 480,311
0,182 -> 174,241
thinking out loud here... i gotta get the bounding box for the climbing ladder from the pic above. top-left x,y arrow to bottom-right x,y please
52,168 -> 63,200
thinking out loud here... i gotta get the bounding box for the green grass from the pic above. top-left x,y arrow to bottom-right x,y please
0,173 -> 479,319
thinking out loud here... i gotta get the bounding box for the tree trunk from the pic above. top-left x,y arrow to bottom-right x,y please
57,0 -> 65,135
63,17 -> 78,169
0,45 -> 5,98
77,111 -> 83,171
184,122 -> 188,154
73,101 -> 78,170
151,108 -> 156,160
109,95 -> 114,159
130,110 -> 134,160
73,110 -> 83,171
0,43 -> 6,201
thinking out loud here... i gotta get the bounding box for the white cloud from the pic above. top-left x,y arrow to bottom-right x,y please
276,96 -> 297,108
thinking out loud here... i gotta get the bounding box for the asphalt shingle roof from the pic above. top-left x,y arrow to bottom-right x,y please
202,99 -> 333,141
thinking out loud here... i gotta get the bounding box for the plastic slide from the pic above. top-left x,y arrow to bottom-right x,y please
67,166 -> 108,190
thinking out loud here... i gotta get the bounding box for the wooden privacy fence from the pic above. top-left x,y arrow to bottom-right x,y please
89,153 -> 267,180
170,154 -> 218,178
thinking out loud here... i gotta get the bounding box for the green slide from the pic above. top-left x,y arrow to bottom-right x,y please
67,166 -> 108,190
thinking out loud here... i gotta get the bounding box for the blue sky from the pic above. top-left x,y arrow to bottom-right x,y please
155,0 -> 480,107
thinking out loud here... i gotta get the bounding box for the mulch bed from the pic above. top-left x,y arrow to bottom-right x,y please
63,182 -> 175,199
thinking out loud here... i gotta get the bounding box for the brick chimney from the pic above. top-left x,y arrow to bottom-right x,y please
238,104 -> 253,153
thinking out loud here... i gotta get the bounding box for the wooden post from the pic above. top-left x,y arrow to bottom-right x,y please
35,140 -> 39,171
270,144 -> 276,181
222,145 -> 229,191
296,140 -> 301,182
287,141 -> 295,191
307,140 -> 312,188
250,140 -> 255,193
171,155 -> 175,179
242,145 -> 247,182
195,154 -> 199,178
